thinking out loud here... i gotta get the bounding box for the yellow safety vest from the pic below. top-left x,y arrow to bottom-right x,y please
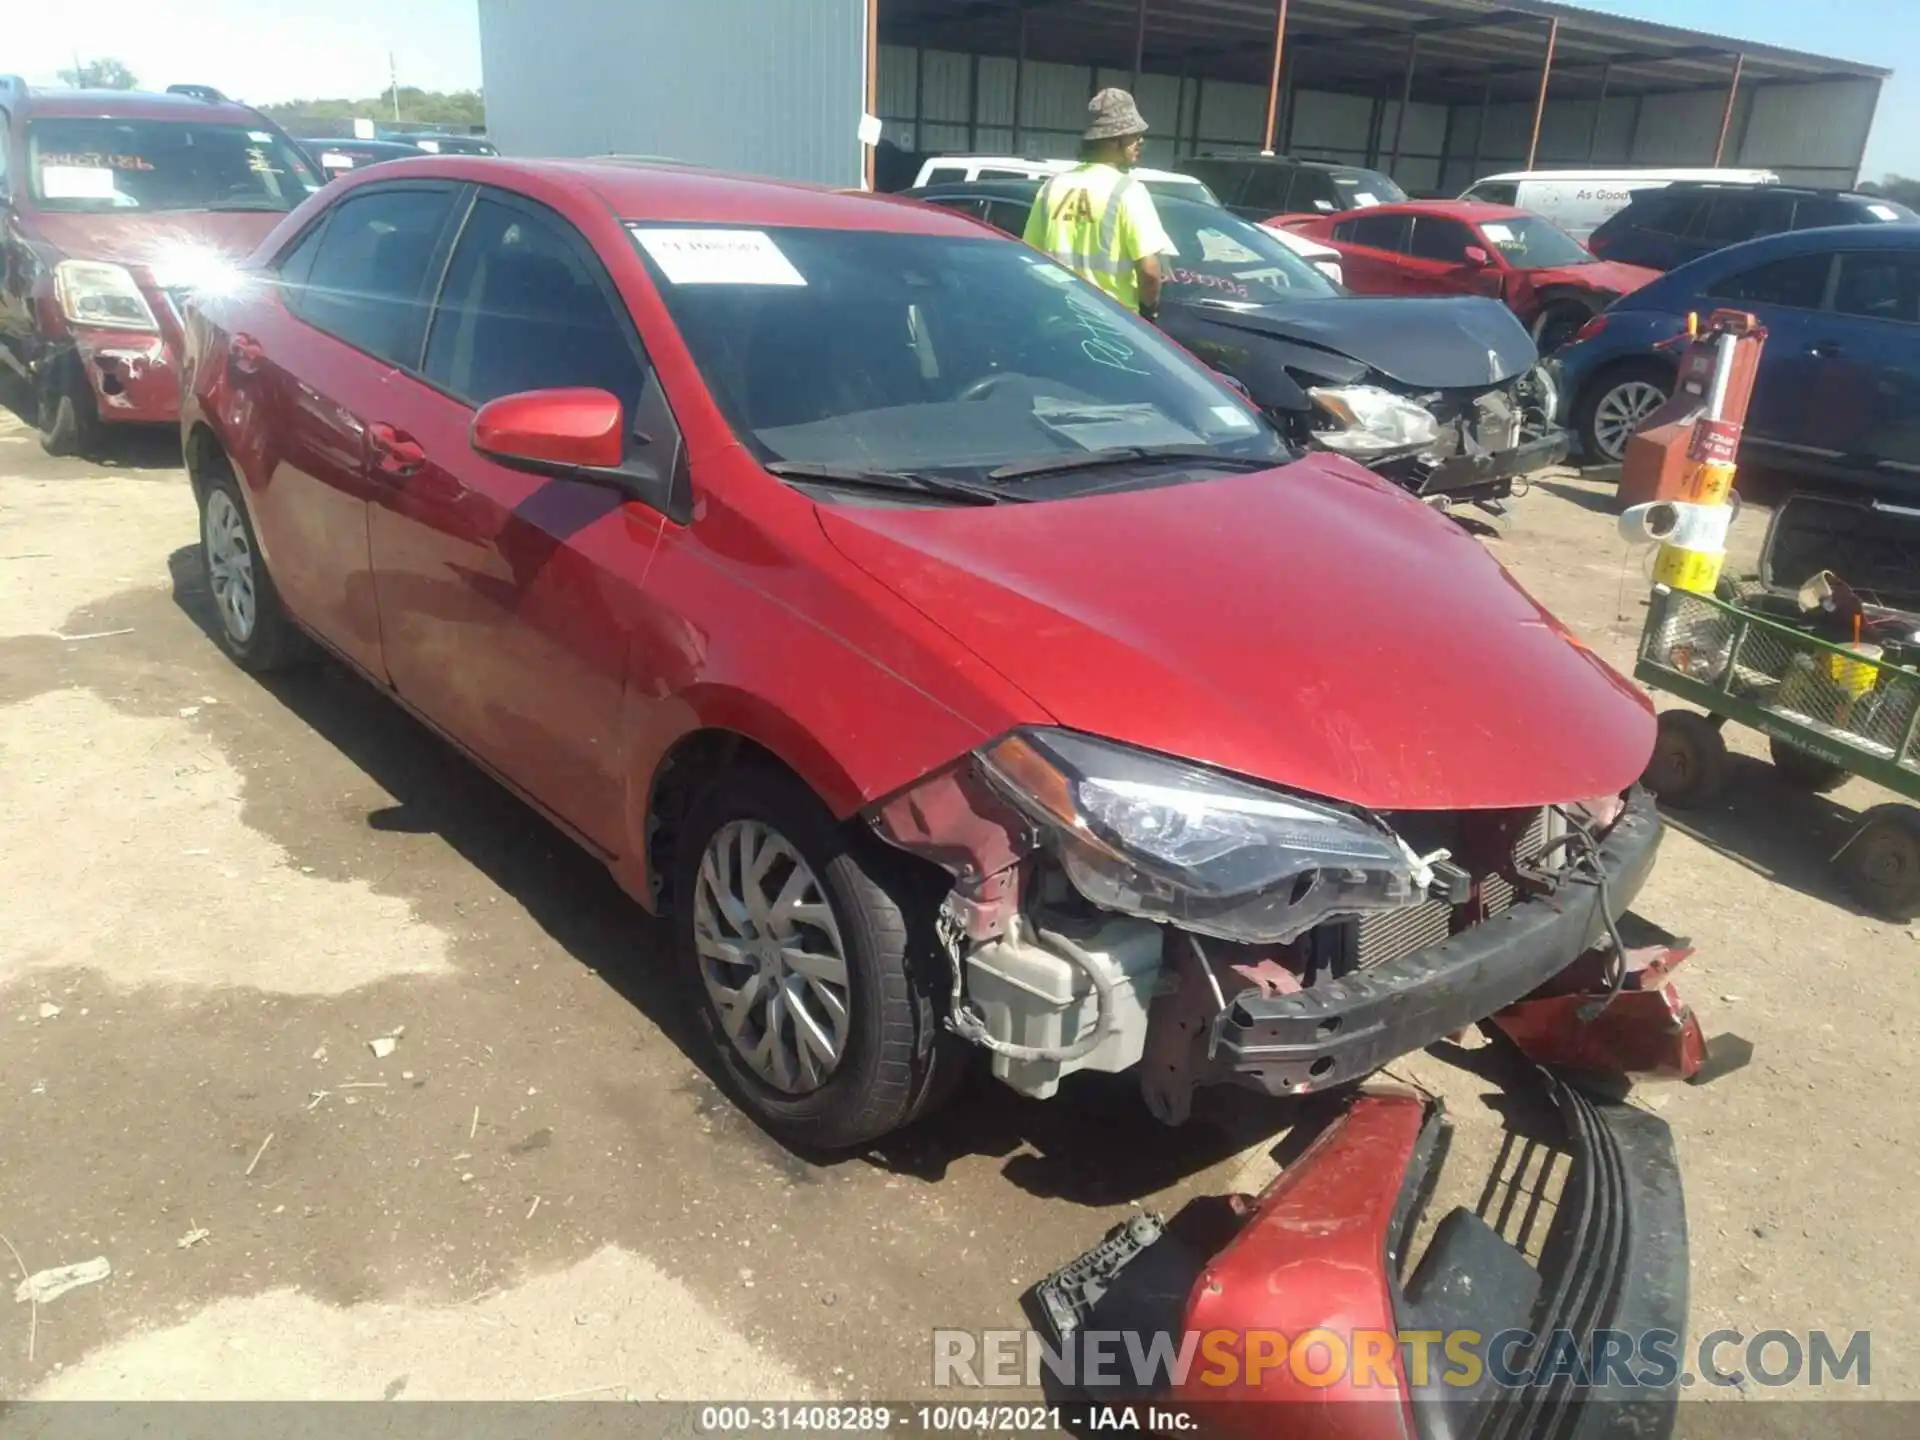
1022,163 -> 1166,312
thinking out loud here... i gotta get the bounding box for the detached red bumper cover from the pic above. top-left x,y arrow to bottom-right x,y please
1037,1078 -> 1686,1440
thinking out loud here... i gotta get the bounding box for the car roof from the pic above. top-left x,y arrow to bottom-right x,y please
1657,180 -> 1880,201
907,177 -> 1043,202
1342,199 -> 1530,221
1189,154 -> 1377,174
341,156 -> 998,236
17,87 -> 268,126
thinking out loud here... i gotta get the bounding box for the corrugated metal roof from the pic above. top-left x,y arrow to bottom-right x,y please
883,0 -> 1887,104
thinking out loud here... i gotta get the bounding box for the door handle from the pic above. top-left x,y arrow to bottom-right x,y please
1809,340 -> 1845,359
229,333 -> 264,375
368,421 -> 426,477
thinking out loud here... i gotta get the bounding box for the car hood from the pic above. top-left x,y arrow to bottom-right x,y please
1529,258 -> 1662,297
22,209 -> 283,274
1173,295 -> 1537,390
818,457 -> 1652,811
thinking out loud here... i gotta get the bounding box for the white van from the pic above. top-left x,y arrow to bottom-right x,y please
1459,168 -> 1779,239
910,155 -> 1220,206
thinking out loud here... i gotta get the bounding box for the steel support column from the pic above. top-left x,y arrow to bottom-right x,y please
1470,76 -> 1492,174
1261,0 -> 1290,154
863,0 -> 879,188
1585,62 -> 1611,160
1524,16 -> 1559,170
1713,52 -> 1746,164
1389,37 -> 1421,172
1131,0 -> 1149,88
1012,2 -> 1028,154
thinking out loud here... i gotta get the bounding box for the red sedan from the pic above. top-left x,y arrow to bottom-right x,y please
1286,200 -> 1659,351
180,156 -> 1658,1154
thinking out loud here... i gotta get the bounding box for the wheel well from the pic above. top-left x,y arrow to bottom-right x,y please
183,423 -> 228,500
644,729 -> 800,904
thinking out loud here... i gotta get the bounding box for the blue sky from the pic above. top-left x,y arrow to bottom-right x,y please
12,0 -> 1916,178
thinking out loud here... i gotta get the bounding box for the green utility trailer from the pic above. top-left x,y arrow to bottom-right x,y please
1634,494 -> 1920,921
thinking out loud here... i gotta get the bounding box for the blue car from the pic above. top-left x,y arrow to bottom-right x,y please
1555,224 -> 1920,490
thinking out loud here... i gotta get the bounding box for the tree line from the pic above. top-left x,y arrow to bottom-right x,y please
56,57 -> 486,131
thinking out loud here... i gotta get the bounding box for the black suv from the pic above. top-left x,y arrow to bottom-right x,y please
1588,182 -> 1918,272
1172,154 -> 1406,222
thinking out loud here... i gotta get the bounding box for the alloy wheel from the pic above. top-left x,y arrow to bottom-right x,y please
693,819 -> 851,1094
1592,380 -> 1666,460
203,489 -> 257,644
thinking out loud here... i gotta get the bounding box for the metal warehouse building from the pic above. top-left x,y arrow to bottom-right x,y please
478,0 -> 1887,193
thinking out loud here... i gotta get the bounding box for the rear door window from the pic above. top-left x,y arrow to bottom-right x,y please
1290,170 -> 1341,213
1239,165 -> 1292,214
1637,191 -> 1706,237
1694,194 -> 1771,245
1703,251 -> 1834,310
1178,160 -> 1245,205
1465,181 -> 1518,206
1409,217 -> 1476,262
1831,252 -> 1920,324
1345,212 -> 1412,252
422,193 -> 649,412
295,186 -> 459,365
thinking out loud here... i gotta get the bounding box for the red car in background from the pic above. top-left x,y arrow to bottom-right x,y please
0,77 -> 324,455
1286,200 -> 1660,352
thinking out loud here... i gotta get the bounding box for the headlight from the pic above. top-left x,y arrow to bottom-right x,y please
1520,362 -> 1559,420
53,260 -> 158,331
1306,384 -> 1439,456
977,729 -> 1429,944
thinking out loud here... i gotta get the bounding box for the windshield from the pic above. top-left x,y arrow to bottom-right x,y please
631,225 -> 1287,495
27,118 -> 323,213
1475,214 -> 1592,269
1333,168 -> 1407,208
1155,196 -> 1341,306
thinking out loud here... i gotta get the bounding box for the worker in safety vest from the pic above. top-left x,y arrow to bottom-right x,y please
1023,88 -> 1169,321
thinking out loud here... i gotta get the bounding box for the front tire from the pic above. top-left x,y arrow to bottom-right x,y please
1531,302 -> 1593,356
36,353 -> 107,459
673,763 -> 959,1149
196,460 -> 314,672
1575,360 -> 1671,463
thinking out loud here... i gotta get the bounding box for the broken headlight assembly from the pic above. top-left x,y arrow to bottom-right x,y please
976,728 -> 1428,945
53,260 -> 159,332
1305,383 -> 1440,457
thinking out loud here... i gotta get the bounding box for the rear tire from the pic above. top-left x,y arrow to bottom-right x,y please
1642,710 -> 1729,808
672,762 -> 961,1150
1768,736 -> 1850,794
195,458 -> 315,672
1575,359 -> 1671,464
1836,804 -> 1920,922
36,353 -> 107,459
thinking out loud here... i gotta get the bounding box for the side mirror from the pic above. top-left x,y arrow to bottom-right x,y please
471,387 -> 626,473
1463,245 -> 1492,268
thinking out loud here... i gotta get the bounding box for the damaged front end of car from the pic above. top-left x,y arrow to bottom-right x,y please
870,729 -> 1698,1122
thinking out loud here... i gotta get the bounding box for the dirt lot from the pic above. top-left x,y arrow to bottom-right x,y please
1,408 -> 1914,1415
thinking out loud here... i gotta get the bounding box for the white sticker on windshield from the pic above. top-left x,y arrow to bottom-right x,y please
321,152 -> 355,169
39,165 -> 119,199
631,227 -> 807,286
1870,204 -> 1901,222
249,130 -> 275,142
1481,222 -> 1516,243
1313,199 -> 1334,211
1210,405 -> 1259,431
1352,192 -> 1379,207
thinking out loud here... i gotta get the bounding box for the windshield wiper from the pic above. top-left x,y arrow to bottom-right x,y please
987,445 -> 1283,482
763,461 -> 1015,506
